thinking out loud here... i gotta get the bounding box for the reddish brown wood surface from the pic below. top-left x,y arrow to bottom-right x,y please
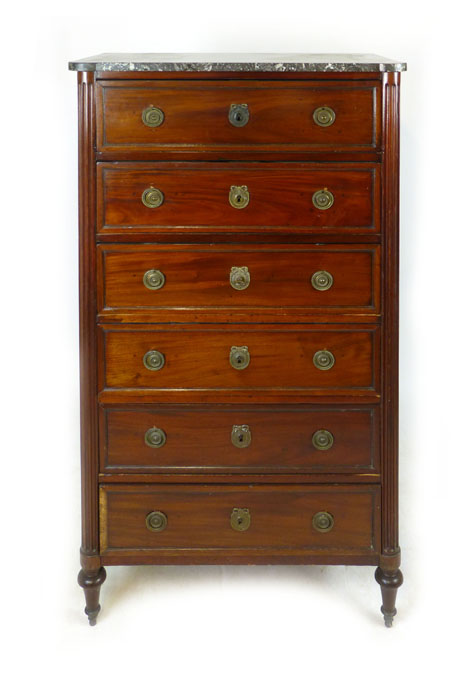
96,80 -> 380,155
101,405 -> 379,474
97,162 -> 380,234
100,484 -> 380,554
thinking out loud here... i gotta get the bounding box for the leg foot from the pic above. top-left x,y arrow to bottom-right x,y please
375,567 -> 403,627
78,567 -> 107,625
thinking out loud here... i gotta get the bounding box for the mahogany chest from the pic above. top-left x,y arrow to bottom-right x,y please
69,53 -> 406,626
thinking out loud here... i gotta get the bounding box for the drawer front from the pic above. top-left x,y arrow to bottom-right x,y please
97,163 -> 379,234
97,80 -> 381,153
101,406 -> 379,474
101,326 -> 379,393
100,484 -> 380,554
98,244 -> 380,315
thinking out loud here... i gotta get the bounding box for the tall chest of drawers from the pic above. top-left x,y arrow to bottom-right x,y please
69,53 -> 406,626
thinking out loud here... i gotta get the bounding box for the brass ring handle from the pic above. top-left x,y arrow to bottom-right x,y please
312,188 -> 334,210
230,508 -> 251,531
144,427 -> 167,448
229,185 -> 250,209
231,424 -> 252,448
230,345 -> 250,370
312,511 -> 334,533
146,510 -> 168,532
230,266 -> 250,290
312,429 -> 334,451
313,349 -> 335,370
142,106 -> 165,127
142,187 -> 164,208
143,269 -> 166,290
311,270 -> 333,291
313,106 -> 336,127
143,349 -> 165,371
229,104 -> 250,127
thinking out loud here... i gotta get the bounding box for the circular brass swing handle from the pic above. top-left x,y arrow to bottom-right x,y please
143,269 -> 165,290
230,508 -> 251,531
144,427 -> 167,448
311,270 -> 333,291
313,106 -> 336,127
142,106 -> 165,127
231,424 -> 252,448
312,511 -> 334,533
229,104 -> 250,127
312,429 -> 334,451
229,185 -> 250,209
313,350 -> 335,370
230,266 -> 250,290
312,188 -> 334,210
142,187 -> 164,208
146,510 -> 168,532
143,349 -> 166,371
230,346 -> 250,370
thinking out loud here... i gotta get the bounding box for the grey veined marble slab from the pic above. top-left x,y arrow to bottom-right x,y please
68,53 -> 406,73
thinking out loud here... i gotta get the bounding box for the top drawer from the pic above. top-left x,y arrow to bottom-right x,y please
96,80 -> 381,156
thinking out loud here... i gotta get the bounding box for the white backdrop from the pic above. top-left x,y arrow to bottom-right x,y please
2,3 -> 469,684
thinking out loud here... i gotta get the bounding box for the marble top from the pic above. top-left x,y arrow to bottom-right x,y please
68,53 -> 406,73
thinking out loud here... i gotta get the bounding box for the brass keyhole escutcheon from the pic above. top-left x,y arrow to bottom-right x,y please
229,104 -> 250,127
143,349 -> 166,371
231,424 -> 252,448
229,185 -> 250,209
313,106 -> 336,127
311,270 -> 333,291
144,427 -> 167,448
313,349 -> 335,370
142,187 -> 164,208
230,266 -> 250,290
146,510 -> 168,532
230,508 -> 251,531
312,511 -> 334,533
230,345 -> 250,370
143,269 -> 166,290
312,188 -> 334,210
312,429 -> 334,451
142,106 -> 165,127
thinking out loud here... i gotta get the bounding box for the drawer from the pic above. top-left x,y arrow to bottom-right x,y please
100,325 -> 379,395
96,80 -> 381,155
98,244 -> 380,318
99,484 -> 381,556
97,162 -> 380,235
101,406 -> 379,474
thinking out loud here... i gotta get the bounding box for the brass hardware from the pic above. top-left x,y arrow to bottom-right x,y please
311,270 -> 334,291
313,349 -> 335,370
313,106 -> 336,127
312,429 -> 334,451
144,427 -> 167,448
143,269 -> 166,290
146,510 -> 168,532
312,511 -> 334,533
143,350 -> 165,371
230,508 -> 251,531
229,185 -> 250,209
229,103 -> 250,127
230,345 -> 250,370
312,188 -> 334,210
230,266 -> 251,290
231,424 -> 252,448
142,187 -> 164,208
142,106 -> 165,127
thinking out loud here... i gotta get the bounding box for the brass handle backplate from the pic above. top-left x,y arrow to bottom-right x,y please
230,508 -> 251,531
143,269 -> 166,290
142,187 -> 164,208
229,185 -> 250,209
143,349 -> 165,371
142,106 -> 165,127
313,349 -> 335,370
146,510 -> 168,532
311,270 -> 333,291
230,345 -> 250,370
229,104 -> 250,127
145,427 -> 167,448
312,511 -> 334,533
313,106 -> 336,127
312,188 -> 334,210
312,429 -> 334,450
230,266 -> 250,290
231,424 -> 252,448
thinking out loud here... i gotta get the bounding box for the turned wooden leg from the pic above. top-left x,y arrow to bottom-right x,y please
375,567 -> 403,627
78,567 -> 107,625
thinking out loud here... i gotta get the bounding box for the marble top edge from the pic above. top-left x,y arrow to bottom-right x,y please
69,53 -> 407,72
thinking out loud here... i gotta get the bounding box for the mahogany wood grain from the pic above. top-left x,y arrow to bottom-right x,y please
96,80 -> 380,155
100,484 -> 380,555
101,405 -> 379,474
97,162 -> 380,234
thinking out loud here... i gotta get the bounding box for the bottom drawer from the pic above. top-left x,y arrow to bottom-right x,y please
100,484 -> 380,557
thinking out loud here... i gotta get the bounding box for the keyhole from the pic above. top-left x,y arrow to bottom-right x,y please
236,113 -> 242,121
238,517 -> 243,525
237,356 -> 242,364
238,434 -> 244,443
236,195 -> 242,204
